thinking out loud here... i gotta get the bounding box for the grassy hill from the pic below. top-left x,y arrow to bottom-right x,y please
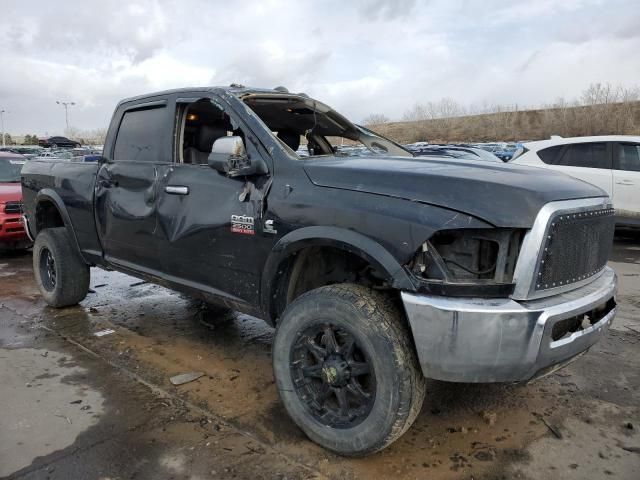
370,101 -> 640,144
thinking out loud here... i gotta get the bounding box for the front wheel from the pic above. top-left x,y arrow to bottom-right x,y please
272,284 -> 425,456
33,227 -> 90,308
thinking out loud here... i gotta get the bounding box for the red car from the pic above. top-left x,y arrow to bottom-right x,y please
0,152 -> 31,250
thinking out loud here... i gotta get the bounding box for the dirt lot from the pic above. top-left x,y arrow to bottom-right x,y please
1,231 -> 639,480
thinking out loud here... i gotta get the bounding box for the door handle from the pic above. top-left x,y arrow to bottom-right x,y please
615,180 -> 634,186
165,185 -> 189,195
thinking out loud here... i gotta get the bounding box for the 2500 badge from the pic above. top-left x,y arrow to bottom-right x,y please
230,214 -> 254,235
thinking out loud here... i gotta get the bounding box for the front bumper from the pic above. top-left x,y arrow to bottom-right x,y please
0,212 -> 30,246
401,267 -> 617,383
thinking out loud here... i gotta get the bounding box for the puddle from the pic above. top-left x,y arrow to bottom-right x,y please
0,347 -> 105,477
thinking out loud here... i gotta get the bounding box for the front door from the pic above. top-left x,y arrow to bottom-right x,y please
155,95 -> 275,306
95,100 -> 172,274
613,142 -> 640,224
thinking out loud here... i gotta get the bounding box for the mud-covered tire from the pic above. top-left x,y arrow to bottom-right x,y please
272,283 -> 425,456
33,227 -> 90,308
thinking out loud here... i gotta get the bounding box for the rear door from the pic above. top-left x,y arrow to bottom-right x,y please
536,142 -> 613,195
95,99 -> 172,274
613,142 -> 640,224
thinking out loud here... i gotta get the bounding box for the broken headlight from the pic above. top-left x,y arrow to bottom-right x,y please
409,228 -> 525,297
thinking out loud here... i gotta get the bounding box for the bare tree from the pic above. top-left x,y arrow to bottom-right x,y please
362,113 -> 390,126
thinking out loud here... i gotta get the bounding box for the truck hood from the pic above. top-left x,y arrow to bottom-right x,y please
0,183 -> 22,203
303,156 -> 607,227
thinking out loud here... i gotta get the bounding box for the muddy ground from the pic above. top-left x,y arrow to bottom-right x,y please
1,231 -> 639,480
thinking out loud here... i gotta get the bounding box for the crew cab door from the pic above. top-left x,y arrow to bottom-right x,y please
95,100 -> 172,274
155,94 -> 275,306
613,142 -> 640,224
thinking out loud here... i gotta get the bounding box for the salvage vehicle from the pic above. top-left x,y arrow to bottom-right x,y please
21,86 -> 618,456
0,152 -> 30,250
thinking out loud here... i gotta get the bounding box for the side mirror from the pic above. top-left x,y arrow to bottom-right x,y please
208,136 -> 259,177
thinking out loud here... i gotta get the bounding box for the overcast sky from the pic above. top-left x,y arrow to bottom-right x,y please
1,0 -> 639,135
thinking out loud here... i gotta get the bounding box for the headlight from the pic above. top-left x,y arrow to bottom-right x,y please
409,228 -> 525,297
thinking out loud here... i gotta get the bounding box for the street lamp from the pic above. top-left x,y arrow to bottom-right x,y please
56,100 -> 76,131
0,109 -> 6,148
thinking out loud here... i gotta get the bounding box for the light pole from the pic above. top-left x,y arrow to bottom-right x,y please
0,109 -> 5,147
56,101 -> 75,131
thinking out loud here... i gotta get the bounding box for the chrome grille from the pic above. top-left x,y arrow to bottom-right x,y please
534,207 -> 615,291
4,201 -> 22,214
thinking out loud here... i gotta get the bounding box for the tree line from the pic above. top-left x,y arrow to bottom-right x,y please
363,83 -> 640,143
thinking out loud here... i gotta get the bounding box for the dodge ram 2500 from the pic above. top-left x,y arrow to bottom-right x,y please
21,85 -> 617,456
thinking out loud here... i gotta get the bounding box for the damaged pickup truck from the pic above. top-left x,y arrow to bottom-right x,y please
21,85 -> 617,456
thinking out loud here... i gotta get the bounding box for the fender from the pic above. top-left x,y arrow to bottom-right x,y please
260,226 -> 417,321
34,189 -> 88,264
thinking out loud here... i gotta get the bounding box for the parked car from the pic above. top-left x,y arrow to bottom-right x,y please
33,149 -> 75,161
511,135 -> 640,227
21,86 -> 617,456
0,146 -> 44,159
38,136 -> 81,148
0,152 -> 30,250
409,145 -> 503,162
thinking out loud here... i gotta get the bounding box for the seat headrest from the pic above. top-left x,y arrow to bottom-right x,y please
277,130 -> 300,152
196,125 -> 228,152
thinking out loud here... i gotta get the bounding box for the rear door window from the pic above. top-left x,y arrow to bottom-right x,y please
113,106 -> 167,162
554,142 -> 610,169
615,143 -> 640,172
537,145 -> 563,164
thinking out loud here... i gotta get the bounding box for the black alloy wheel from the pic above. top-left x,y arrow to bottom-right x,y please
39,247 -> 57,291
290,323 -> 376,429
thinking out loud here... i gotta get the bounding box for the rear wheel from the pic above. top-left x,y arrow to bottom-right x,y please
272,283 -> 425,456
33,227 -> 90,307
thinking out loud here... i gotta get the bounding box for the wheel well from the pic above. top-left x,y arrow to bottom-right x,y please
270,246 -> 392,322
35,200 -> 65,234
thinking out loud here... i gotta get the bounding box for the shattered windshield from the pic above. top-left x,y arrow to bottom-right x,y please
242,94 -> 412,159
0,158 -> 24,182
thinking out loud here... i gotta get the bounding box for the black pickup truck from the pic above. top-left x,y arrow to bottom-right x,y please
21,86 -> 617,456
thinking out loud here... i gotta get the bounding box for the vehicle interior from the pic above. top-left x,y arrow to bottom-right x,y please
176,95 -> 412,163
242,94 -> 411,158
178,99 -> 236,164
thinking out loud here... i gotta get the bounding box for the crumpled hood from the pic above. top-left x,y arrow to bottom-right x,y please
0,183 -> 22,203
303,156 -> 607,227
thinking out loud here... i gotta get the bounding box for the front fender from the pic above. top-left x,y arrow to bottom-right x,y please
260,226 -> 416,320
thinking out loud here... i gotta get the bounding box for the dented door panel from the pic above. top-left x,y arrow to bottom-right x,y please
95,161 -> 171,273
156,164 -> 276,305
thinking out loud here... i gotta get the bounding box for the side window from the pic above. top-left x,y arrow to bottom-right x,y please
113,106 -> 166,162
615,143 -> 640,172
538,145 -> 563,164
180,99 -> 233,165
555,142 -> 609,169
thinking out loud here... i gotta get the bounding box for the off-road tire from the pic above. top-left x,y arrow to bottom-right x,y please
272,283 -> 426,456
33,227 -> 90,307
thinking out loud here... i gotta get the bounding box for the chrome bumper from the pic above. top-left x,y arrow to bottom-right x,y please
401,267 -> 617,383
21,214 -> 35,242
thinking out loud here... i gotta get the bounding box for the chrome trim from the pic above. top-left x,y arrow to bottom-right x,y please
21,214 -> 35,242
511,197 -> 612,301
401,267 -> 617,383
164,185 -> 189,195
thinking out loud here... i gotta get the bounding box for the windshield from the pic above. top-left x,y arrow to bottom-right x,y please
242,94 -> 412,159
0,158 -> 24,182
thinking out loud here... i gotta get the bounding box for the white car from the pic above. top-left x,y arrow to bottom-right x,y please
511,135 -> 640,227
